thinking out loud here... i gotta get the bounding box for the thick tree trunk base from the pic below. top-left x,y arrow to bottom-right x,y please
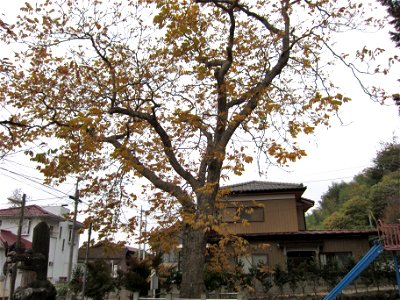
179,225 -> 207,299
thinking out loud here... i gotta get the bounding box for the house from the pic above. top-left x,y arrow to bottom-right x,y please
77,242 -> 141,300
0,205 -> 82,291
219,181 -> 377,271
77,241 -> 139,277
159,181 -> 376,274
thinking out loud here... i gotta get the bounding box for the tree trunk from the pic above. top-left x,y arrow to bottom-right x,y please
179,224 -> 207,298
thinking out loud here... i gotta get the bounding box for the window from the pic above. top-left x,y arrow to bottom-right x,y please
49,225 -> 54,237
240,254 -> 268,273
59,226 -> 63,239
0,220 -> 2,227
163,252 -> 179,263
240,207 -> 264,222
287,251 -> 316,271
68,229 -> 72,242
252,254 -> 268,267
320,252 -> 352,268
62,239 -> 65,252
222,206 -> 264,222
112,264 -> 119,278
239,256 -> 252,273
21,220 -> 31,235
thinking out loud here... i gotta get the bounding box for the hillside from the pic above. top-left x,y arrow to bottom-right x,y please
306,142 -> 400,229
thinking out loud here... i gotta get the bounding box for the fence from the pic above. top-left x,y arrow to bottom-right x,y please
378,221 -> 400,251
137,291 -> 243,300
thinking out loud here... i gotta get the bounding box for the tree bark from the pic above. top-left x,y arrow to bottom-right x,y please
179,224 -> 207,298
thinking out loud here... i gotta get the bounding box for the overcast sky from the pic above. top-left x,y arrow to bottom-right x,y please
1,1 -> 399,217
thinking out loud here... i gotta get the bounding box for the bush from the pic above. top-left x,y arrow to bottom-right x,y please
250,264 -> 273,294
163,270 -> 182,291
56,283 -> 69,298
124,256 -> 151,295
85,260 -> 116,300
69,265 -> 84,295
273,265 -> 288,296
204,269 -> 227,292
321,260 -> 341,289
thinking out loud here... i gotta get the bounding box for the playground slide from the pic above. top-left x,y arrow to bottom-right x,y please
323,242 -> 385,300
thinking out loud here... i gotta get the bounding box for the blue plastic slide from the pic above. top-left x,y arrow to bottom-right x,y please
323,242 -> 384,300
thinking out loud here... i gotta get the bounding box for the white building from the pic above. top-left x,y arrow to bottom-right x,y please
0,204 -> 82,295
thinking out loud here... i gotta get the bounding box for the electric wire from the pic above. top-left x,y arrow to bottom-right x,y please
298,175 -> 355,183
1,149 -> 86,206
0,167 -> 71,199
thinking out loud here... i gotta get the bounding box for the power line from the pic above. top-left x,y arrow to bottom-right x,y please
0,167 -> 70,198
26,197 -> 67,202
0,143 -> 90,207
3,160 -> 77,201
296,165 -> 368,177
271,164 -> 369,184
301,175 -> 355,183
0,173 -> 69,204
2,138 -> 79,184
1,145 -> 40,158
1,160 -> 48,182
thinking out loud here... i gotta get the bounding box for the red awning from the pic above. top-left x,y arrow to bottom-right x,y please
0,230 -> 32,249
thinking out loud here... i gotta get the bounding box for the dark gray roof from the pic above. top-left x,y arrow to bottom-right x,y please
221,180 -> 305,193
237,229 -> 378,240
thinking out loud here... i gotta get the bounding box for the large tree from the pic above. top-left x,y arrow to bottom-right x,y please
379,0 -> 400,47
0,0 -> 391,297
378,0 -> 400,111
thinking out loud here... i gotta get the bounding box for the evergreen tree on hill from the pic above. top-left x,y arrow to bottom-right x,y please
378,0 -> 400,47
378,0 -> 400,112
307,141 -> 400,229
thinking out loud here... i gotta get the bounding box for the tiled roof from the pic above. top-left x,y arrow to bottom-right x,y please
238,229 -> 378,240
301,197 -> 315,208
0,230 -> 32,249
221,180 -> 305,193
0,205 -> 65,221
78,242 -> 138,261
126,245 -> 139,252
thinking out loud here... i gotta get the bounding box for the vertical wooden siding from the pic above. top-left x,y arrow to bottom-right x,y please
223,194 -> 300,235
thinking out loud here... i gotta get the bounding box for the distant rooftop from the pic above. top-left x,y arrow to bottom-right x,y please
0,205 -> 65,222
78,242 -> 139,261
221,180 -> 305,193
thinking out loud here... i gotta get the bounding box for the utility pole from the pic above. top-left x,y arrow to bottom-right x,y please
9,193 -> 26,300
138,206 -> 142,260
143,213 -> 147,260
67,182 -> 80,282
81,223 -> 92,300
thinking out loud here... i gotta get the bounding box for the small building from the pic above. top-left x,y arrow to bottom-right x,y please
77,241 -> 139,277
0,204 -> 82,292
77,242 -> 140,300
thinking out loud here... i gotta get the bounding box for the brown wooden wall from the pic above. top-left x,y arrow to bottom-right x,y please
222,193 -> 301,234
322,237 -> 371,260
296,204 -> 306,230
247,236 -> 372,270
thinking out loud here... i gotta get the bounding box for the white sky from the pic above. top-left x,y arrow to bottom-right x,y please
0,1 -> 399,239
